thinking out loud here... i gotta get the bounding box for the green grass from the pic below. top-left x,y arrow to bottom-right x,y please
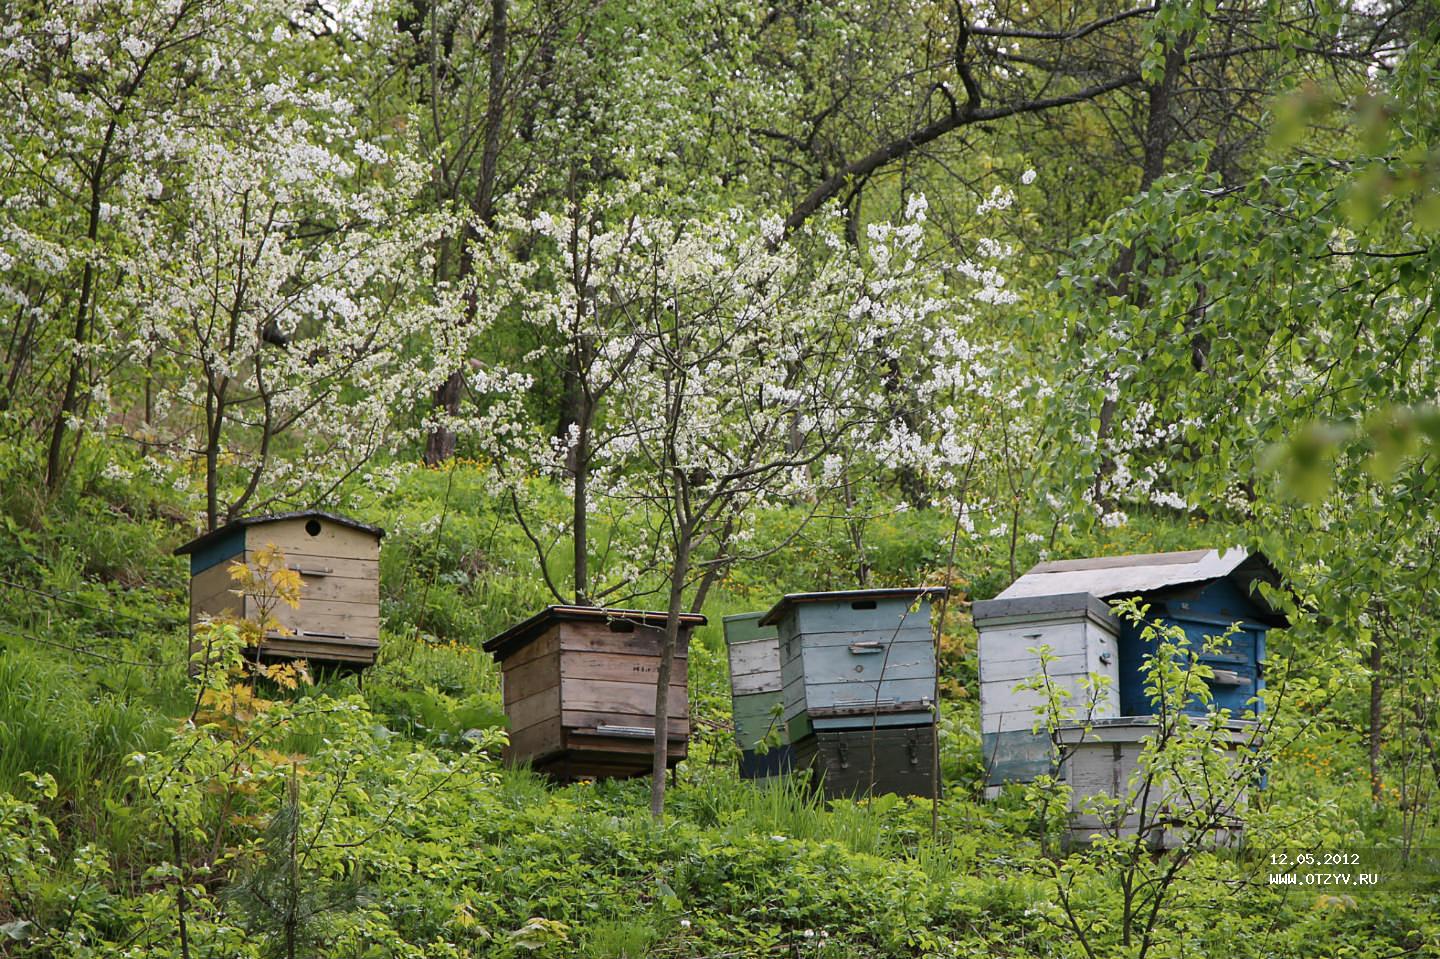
0,449 -> 1434,958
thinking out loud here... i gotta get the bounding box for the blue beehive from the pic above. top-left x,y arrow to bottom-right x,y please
974,548 -> 1288,792
761,587 -> 945,742
992,548 -> 1285,716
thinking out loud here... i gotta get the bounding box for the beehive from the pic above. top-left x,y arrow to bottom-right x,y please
761,587 -> 945,741
976,548 -> 1287,799
175,511 -> 383,669
723,613 -> 792,779
972,593 -> 1121,791
1055,718 -> 1256,848
483,606 -> 706,780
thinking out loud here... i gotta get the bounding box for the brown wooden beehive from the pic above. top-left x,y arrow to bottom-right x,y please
483,606 -> 706,780
174,511 -> 383,669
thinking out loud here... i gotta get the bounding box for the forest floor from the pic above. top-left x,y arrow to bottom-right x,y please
0,459 -> 1434,958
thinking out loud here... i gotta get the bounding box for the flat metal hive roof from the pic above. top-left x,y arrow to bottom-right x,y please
995,548 -> 1287,626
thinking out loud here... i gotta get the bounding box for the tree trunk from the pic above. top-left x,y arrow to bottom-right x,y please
204,377 -> 228,532
572,417 -> 589,604
687,519 -> 734,614
171,825 -> 191,959
1369,628 -> 1384,803
45,259 -> 96,491
423,0 -> 508,464
883,356 -> 928,508
1090,36 -> 1188,509
650,523 -> 692,820
555,351 -> 586,475
423,373 -> 462,466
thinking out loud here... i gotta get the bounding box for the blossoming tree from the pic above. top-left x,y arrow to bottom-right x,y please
126,99 -> 459,529
467,191 -> 1028,815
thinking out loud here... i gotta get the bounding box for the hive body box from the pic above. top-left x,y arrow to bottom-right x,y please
765,588 -> 943,741
1114,577 -> 1268,718
792,724 -> 937,799
1056,718 -> 1255,849
761,587 -> 944,798
484,607 -> 706,780
972,593 -> 1121,790
724,613 -> 793,779
976,548 -> 1286,796
175,511 -> 383,669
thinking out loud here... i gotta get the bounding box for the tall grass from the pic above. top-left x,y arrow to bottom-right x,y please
0,644 -> 168,849
682,773 -> 890,857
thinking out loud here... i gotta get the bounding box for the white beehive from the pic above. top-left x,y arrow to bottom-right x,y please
973,592 -> 1121,791
1056,718 -> 1255,849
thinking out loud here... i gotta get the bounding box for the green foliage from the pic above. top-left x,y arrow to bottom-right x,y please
0,0 -> 1437,953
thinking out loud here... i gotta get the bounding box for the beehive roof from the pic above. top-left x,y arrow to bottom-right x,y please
758,587 -> 947,627
173,510 -> 384,556
995,548 -> 1287,626
483,606 -> 708,660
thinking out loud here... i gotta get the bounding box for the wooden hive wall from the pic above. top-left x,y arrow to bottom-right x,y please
978,612 -> 1120,787
248,518 -> 380,665
1060,722 -> 1252,848
1116,579 -> 1268,718
725,614 -> 786,752
498,617 -> 694,780
500,625 -> 564,767
559,619 -> 689,739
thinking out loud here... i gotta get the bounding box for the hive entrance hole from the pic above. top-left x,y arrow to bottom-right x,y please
305,519 -> 322,536
851,600 -> 877,610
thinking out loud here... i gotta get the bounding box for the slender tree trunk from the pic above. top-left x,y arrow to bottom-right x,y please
1090,37 -> 1188,508
285,768 -> 300,959
650,523 -> 692,820
572,418 -> 589,604
424,374 -> 462,465
556,346 -> 586,473
424,0 -> 508,465
2,289 -> 42,414
884,357 -> 928,508
45,260 -> 97,490
1370,629 -> 1384,803
171,826 -> 191,959
687,518 -> 734,614
204,379 -> 227,531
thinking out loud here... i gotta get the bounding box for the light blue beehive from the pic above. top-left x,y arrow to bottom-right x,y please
760,588 -> 945,741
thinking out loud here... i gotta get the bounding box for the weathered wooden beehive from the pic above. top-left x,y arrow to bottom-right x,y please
972,593 -> 1121,792
1056,718 -> 1256,848
761,587 -> 945,798
483,606 -> 706,780
175,511 -> 383,669
724,612 -> 792,779
975,548 -> 1286,796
